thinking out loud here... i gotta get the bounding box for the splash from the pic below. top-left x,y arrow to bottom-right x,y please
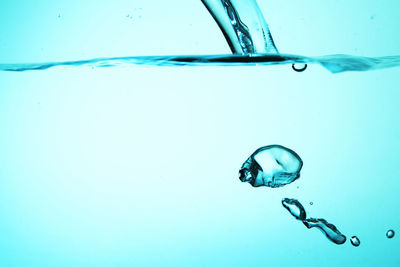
239,145 -> 303,188
1,0 -> 400,73
201,0 -> 278,54
1,1 -> 400,73
282,198 -> 347,245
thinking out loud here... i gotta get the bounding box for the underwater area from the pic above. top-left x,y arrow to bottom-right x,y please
0,0 -> 400,266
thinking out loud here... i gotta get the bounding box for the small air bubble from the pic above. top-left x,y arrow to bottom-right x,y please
282,198 -> 306,221
350,236 -> 360,247
292,63 -> 307,72
386,230 -> 395,239
309,202 -> 313,205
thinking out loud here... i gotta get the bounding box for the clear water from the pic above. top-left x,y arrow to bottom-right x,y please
1,0 -> 400,266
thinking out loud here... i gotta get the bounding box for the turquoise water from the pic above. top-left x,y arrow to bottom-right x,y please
2,54 -> 400,73
1,0 -> 400,266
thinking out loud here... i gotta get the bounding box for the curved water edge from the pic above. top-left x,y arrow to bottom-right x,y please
1,53 -> 400,73
2,0 -> 399,74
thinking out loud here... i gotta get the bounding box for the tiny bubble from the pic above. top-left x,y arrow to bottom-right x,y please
292,63 -> 307,72
350,236 -> 360,247
386,230 -> 395,239
309,202 -> 313,205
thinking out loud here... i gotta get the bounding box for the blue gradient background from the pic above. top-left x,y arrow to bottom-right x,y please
1,1 -> 400,266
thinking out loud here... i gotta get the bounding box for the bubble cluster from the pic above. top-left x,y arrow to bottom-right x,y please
282,198 -> 347,245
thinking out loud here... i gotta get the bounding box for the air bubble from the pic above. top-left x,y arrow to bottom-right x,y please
239,145 -> 303,188
386,230 -> 395,239
292,63 -> 307,72
282,198 -> 347,245
282,198 -> 306,221
350,236 -> 360,247
303,218 -> 347,245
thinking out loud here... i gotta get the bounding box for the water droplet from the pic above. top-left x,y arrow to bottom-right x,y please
303,218 -> 347,245
239,145 -> 303,188
292,63 -> 307,72
350,236 -> 360,247
282,198 -> 306,220
386,230 -> 395,239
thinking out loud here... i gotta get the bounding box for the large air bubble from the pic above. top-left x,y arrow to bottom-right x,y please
239,145 -> 303,188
